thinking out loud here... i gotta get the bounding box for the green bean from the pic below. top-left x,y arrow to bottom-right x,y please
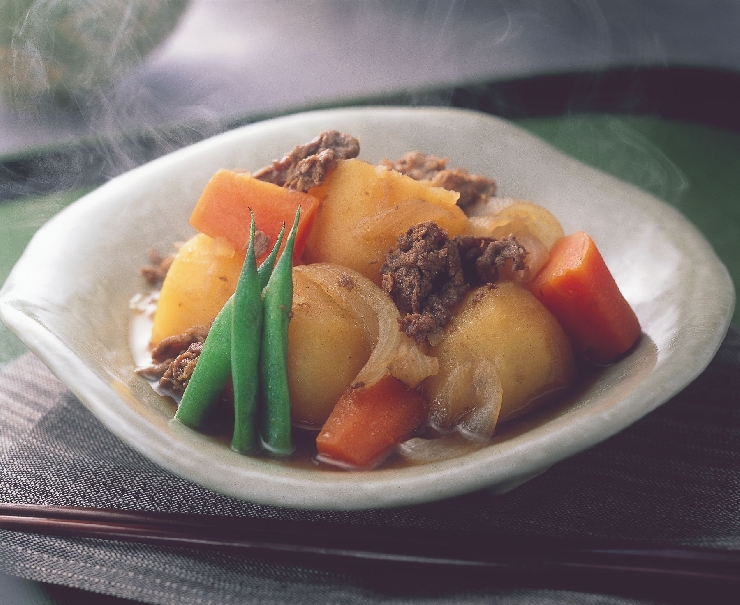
175,297 -> 233,429
259,208 -> 300,455
230,216 -> 262,453
175,222 -> 284,434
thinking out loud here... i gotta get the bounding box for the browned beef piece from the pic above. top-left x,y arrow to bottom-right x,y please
150,324 -> 210,364
381,222 -> 469,343
379,151 -> 448,181
136,324 -> 210,393
379,151 -> 497,208
253,229 -> 272,258
141,248 -> 174,285
252,130 -> 360,192
159,341 -> 203,394
431,168 -> 497,209
454,234 -> 527,284
381,222 -> 527,343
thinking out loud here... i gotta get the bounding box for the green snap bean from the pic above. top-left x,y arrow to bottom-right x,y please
230,216 -> 262,453
174,297 -> 233,429
259,208 -> 300,455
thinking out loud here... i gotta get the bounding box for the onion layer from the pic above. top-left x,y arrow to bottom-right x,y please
294,264 -> 438,389
428,358 -> 503,438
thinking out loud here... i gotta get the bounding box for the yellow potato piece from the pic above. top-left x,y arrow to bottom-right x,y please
151,233 -> 242,344
422,281 -> 575,436
304,159 -> 469,284
288,268 -> 372,428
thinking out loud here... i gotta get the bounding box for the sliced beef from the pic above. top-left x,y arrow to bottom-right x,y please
430,168 -> 497,209
141,248 -> 174,285
136,324 -> 210,393
380,151 -> 497,208
156,342 -> 202,394
252,130 -> 360,192
455,234 -> 527,284
379,151 -> 448,181
150,324 -> 210,364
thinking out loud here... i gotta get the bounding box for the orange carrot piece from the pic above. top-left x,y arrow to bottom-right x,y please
316,375 -> 428,469
530,231 -> 641,365
189,169 -> 320,263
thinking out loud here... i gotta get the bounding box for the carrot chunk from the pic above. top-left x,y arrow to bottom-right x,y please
189,169 -> 320,263
316,375 -> 428,469
530,231 -> 641,365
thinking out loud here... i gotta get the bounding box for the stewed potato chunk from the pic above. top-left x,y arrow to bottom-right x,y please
288,267 -> 372,428
304,159 -> 468,285
422,281 -> 575,437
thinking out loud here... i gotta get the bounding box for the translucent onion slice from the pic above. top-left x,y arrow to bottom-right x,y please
458,359 -> 503,438
428,358 -> 503,439
397,435 -> 487,464
294,263 -> 438,389
465,195 -> 517,218
466,198 -> 565,250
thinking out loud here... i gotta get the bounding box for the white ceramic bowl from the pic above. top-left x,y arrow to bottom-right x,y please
0,107 -> 734,509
